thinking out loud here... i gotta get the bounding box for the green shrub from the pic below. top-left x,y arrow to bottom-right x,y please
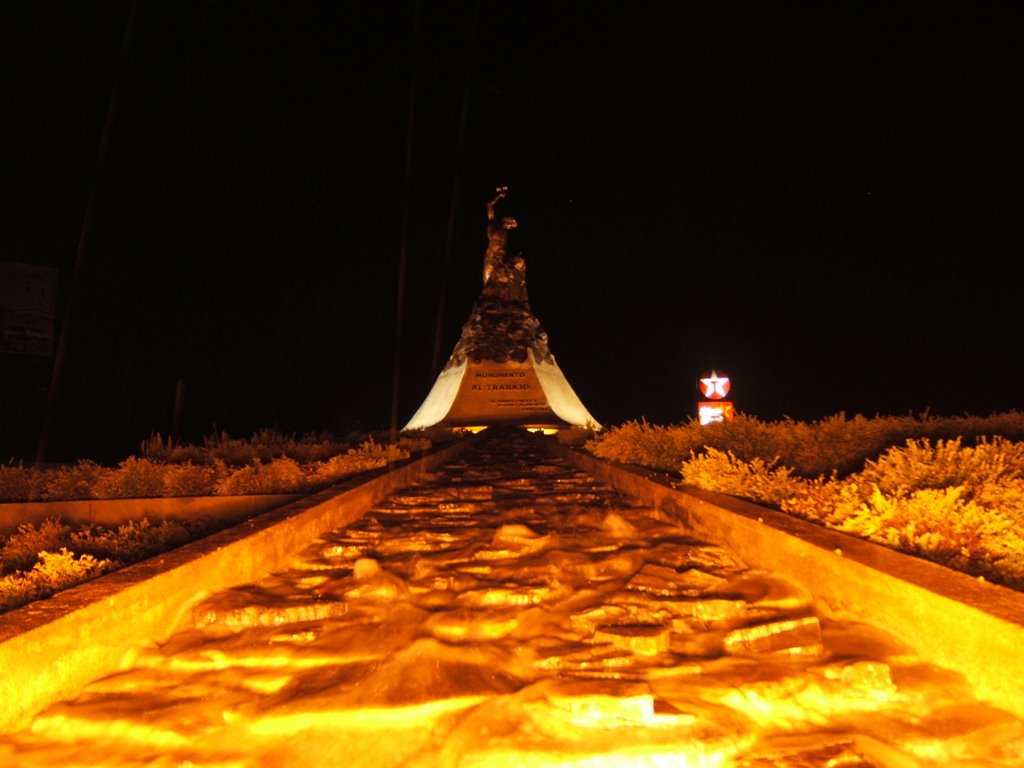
587,411 -> 1024,482
586,413 -> 897,477
680,448 -> 803,509
41,460 -> 109,501
305,439 -> 414,487
214,456 -> 311,495
972,476 -> 1024,527
858,437 -> 1024,502
187,427 -> 352,466
309,453 -> 372,486
586,418 -> 705,472
0,429 -> 411,502
832,485 -> 1024,586
778,475 -> 855,527
670,429 -> 1024,589
70,519 -> 194,565
695,415 -> 789,467
0,430 -> 426,614
0,519 -> 72,574
775,413 -> 894,477
282,431 -> 353,463
139,432 -> 208,465
0,549 -> 115,613
92,457 -> 167,499
0,516 -> 222,614
160,461 -> 220,496
0,463 -> 46,502
353,438 -> 408,465
202,429 -> 259,465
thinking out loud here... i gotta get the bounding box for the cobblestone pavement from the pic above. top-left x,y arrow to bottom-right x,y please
2,429 -> 1023,766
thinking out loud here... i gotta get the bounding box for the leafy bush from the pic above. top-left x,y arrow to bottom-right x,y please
309,452 -> 382,487
214,457 -> 311,495
160,461 -> 220,496
586,410 -> 1024,480
0,429 -> 428,503
40,460 -> 108,501
660,420 -> 1024,590
0,516 -> 222,614
138,432 -> 209,465
857,437 -> 1024,504
0,429 -> 444,614
0,549 -> 115,613
832,486 -> 1024,584
680,448 -> 803,509
92,457 -> 167,499
585,418 -> 706,472
771,413 -> 893,477
777,475 -> 856,527
0,519 -> 72,574
70,519 -> 195,565
0,463 -> 46,503
140,427 -> 354,466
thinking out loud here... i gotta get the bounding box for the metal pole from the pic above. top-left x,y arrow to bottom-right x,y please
37,1 -> 138,464
390,0 -> 421,441
432,0 -> 480,378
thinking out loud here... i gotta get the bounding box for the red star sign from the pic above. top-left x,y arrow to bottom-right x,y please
699,371 -> 730,400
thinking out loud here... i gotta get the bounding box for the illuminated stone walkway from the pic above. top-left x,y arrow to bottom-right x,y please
2,429 -> 1023,766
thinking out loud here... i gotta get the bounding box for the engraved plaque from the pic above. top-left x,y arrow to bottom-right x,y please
443,362 -> 561,426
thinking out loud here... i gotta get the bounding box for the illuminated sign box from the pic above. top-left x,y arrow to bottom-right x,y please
699,371 -> 730,400
699,401 -> 734,425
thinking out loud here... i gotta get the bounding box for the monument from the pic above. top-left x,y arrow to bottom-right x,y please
403,187 -> 600,433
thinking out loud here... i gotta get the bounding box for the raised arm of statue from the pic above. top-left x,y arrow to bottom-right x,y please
484,186 -> 517,284
487,185 -> 509,223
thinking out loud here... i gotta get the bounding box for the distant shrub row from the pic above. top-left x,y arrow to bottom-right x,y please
586,411 -> 1024,477
8,413 -> 1024,612
586,411 -> 1024,590
0,429 -> 442,502
0,427 -> 459,613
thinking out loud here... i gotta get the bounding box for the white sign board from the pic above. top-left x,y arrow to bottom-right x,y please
0,261 -> 58,356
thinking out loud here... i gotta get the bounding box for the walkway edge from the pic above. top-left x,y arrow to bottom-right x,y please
0,440 -> 469,732
544,440 -> 1024,720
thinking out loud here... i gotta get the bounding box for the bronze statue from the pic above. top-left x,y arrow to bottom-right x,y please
480,186 -> 529,304
483,185 -> 517,285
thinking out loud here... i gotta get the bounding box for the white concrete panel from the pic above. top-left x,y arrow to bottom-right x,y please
402,361 -> 468,430
532,352 -> 601,430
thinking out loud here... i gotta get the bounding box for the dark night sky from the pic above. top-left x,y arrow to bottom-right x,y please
3,2 -> 1022,463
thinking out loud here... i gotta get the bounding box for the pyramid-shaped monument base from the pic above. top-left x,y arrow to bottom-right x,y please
404,349 -> 597,431
404,187 -> 599,433
403,279 -> 599,432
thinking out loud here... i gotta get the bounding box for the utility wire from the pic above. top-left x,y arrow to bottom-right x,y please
37,1 -> 137,465
390,0 -> 421,440
431,0 -> 480,378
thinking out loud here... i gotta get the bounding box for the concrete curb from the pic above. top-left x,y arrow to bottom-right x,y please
542,439 -> 1024,720
0,440 -> 470,731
